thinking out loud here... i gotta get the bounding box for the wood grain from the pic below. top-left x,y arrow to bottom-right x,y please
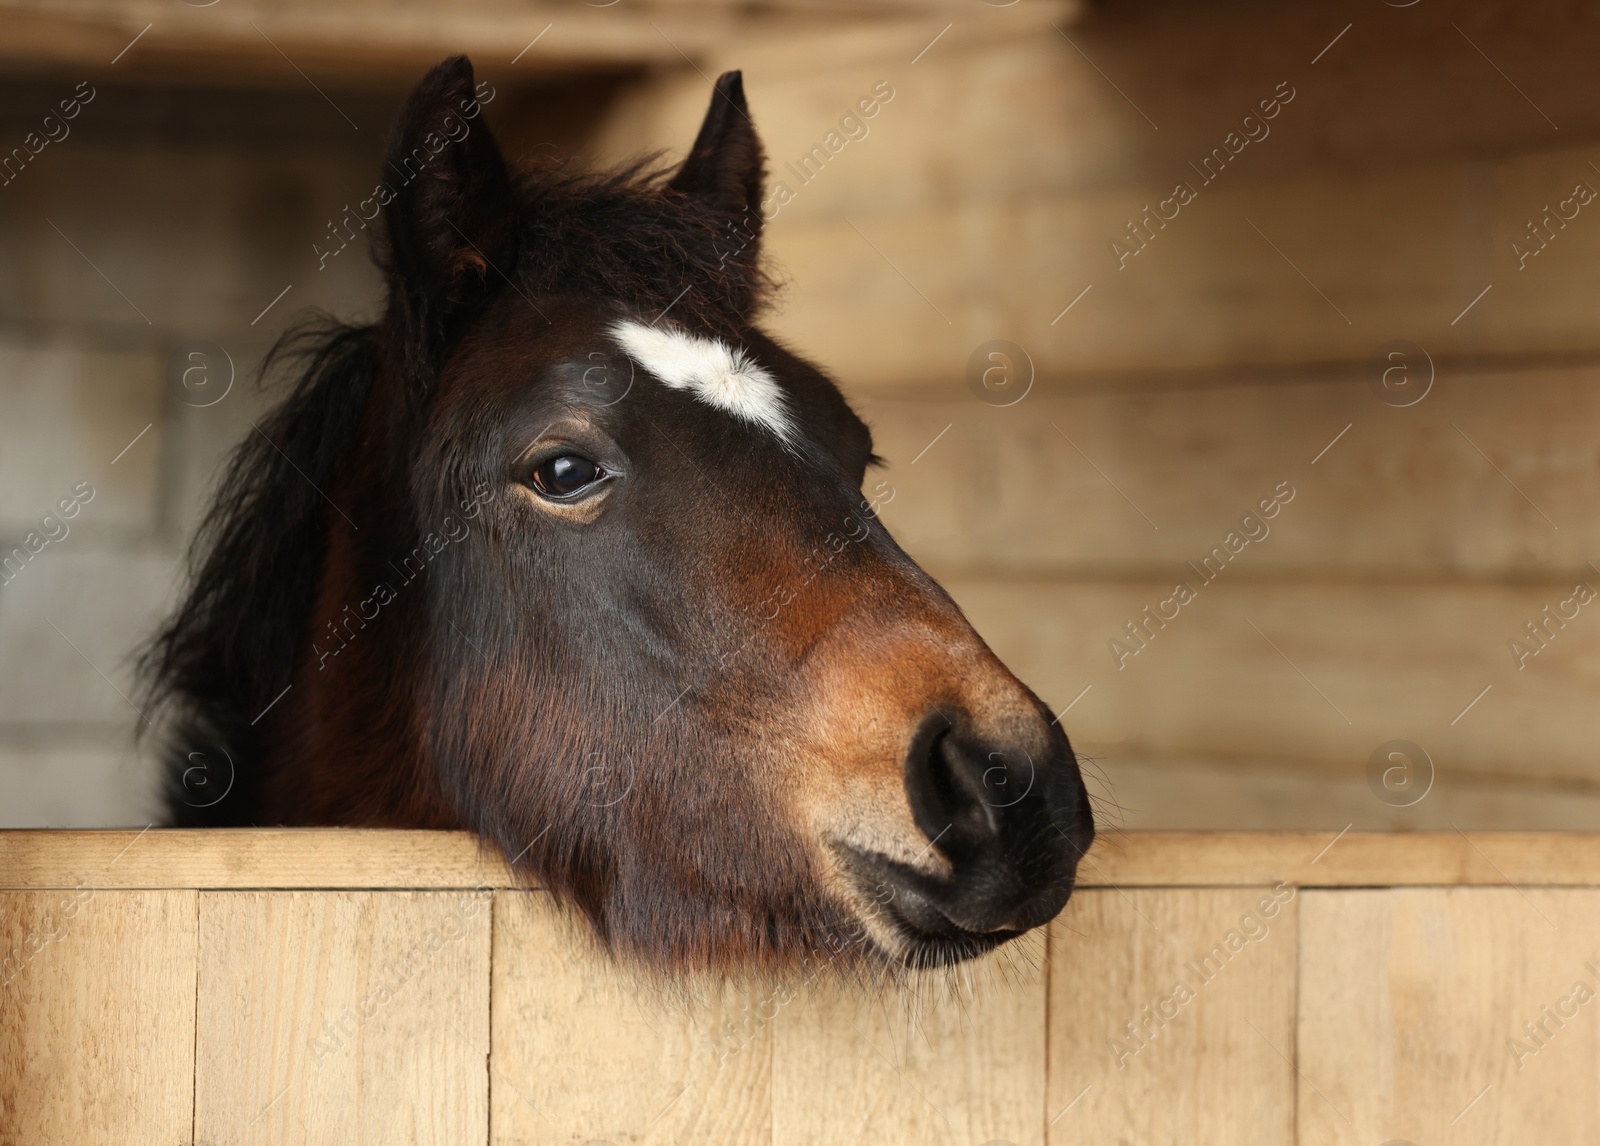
1082,831 -> 1600,889
946,577 -> 1600,786
193,890 -> 490,1146
771,946 -> 1049,1145
10,829 -> 1600,890
0,889 -> 197,1146
4,835 -> 1600,1144
860,365 -> 1600,577
490,890 -> 770,1144
763,144 -> 1600,386
0,827 -> 509,890
1298,889 -> 1600,1145
599,5 -> 1600,212
1047,887 -> 1297,1145
1080,754 -> 1600,833
0,0 -> 1067,86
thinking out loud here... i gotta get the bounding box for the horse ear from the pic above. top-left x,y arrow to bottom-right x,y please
669,71 -> 765,239
382,56 -> 516,342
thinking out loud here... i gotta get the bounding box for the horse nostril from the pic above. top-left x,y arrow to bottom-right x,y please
902,713 -> 1011,858
889,706 -> 1092,940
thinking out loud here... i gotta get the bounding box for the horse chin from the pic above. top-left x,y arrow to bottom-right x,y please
867,905 -> 1025,972
826,840 -> 1034,970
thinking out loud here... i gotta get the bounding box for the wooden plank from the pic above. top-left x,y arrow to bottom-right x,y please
860,364 -> 1600,577
490,890 -> 769,1144
594,19 -> 1122,221
771,945 -> 1048,1145
193,890 -> 490,1146
1046,888 -> 1297,1145
947,577 -> 1600,786
12,829 -> 1600,890
13,0 -> 1599,181
0,0 -> 1053,86
603,7 -> 1600,216
1082,832 -> 1600,889
764,143 -> 1600,384
0,826 -> 508,889
1084,755 -> 1600,833
1056,2 -> 1600,182
1299,888 -> 1600,1144
0,889 -> 196,1145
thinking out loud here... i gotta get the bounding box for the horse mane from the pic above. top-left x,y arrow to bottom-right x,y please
142,158 -> 774,825
140,319 -> 376,824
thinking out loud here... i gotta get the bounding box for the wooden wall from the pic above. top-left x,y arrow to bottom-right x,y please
587,0 -> 1600,830
2,0 -> 1598,830
7,828 -> 1600,1144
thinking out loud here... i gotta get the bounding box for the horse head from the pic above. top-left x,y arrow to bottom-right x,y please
148,56 -> 1094,975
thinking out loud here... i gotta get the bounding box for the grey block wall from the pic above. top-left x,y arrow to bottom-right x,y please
0,81 -> 390,825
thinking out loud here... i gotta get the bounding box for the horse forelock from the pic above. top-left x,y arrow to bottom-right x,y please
507,160 -> 772,333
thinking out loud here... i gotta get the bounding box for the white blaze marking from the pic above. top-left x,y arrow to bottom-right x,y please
607,319 -> 797,445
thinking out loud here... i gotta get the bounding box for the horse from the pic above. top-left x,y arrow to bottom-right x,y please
141,56 -> 1094,975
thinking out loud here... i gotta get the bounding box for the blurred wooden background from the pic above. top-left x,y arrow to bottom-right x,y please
1,0 -> 1598,828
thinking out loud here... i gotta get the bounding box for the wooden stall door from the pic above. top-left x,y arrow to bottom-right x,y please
0,890 -> 198,1145
194,890 -> 491,1146
1048,887 -> 1298,1145
1299,888 -> 1600,1145
7,831 -> 1600,1144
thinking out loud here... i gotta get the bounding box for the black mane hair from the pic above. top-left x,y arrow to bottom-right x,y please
141,155 -> 773,825
140,322 -> 375,824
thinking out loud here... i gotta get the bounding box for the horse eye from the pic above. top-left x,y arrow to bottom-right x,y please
529,454 -> 604,499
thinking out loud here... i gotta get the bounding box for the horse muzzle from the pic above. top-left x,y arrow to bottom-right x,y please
833,706 -> 1095,966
